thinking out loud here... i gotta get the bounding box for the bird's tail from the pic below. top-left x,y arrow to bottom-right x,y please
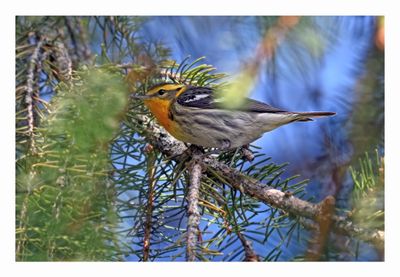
294,111 -> 336,122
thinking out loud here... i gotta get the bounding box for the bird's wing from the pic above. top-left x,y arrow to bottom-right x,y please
176,86 -> 287,113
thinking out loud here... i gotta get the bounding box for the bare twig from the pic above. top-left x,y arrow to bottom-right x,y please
306,196 -> 336,260
186,147 -> 203,261
135,114 -> 384,249
237,231 -> 260,262
143,147 -> 156,261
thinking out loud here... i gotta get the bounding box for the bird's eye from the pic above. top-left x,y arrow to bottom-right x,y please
158,89 -> 166,96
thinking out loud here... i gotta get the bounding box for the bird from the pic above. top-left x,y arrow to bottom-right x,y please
133,83 -> 335,149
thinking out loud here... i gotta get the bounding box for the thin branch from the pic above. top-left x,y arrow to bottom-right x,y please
25,34 -> 46,153
74,17 -> 92,61
49,41 -> 73,82
135,114 -> 384,249
237,231 -> 260,262
305,195 -> 336,260
204,157 -> 384,250
143,147 -> 156,261
331,215 -> 384,250
64,17 -> 92,65
116,64 -> 178,79
16,193 -> 30,259
186,147 -> 203,261
64,17 -> 80,62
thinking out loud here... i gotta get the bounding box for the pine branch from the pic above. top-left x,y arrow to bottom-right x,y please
143,148 -> 156,261
135,114 -> 384,249
16,68 -> 130,261
25,34 -> 46,153
186,148 -> 203,261
305,195 -> 336,260
64,17 -> 92,64
332,215 -> 384,250
16,194 -> 29,258
237,231 -> 260,262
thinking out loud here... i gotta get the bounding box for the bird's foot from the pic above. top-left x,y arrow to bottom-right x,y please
240,144 -> 255,162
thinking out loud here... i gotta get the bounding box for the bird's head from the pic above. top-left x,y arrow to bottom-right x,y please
133,83 -> 186,104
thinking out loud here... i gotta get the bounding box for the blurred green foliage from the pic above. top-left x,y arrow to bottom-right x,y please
350,150 -> 384,231
16,69 -> 130,261
350,47 -> 384,163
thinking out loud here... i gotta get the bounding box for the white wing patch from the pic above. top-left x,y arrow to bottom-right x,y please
183,93 -> 210,103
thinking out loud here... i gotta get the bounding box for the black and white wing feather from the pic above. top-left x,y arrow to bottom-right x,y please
176,86 -> 287,113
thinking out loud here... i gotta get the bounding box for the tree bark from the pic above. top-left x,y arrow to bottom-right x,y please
186,149 -> 203,261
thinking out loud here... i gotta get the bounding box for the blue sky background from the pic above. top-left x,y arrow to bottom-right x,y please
138,16 -> 378,198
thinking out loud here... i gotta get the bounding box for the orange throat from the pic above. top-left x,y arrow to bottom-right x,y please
144,99 -> 186,141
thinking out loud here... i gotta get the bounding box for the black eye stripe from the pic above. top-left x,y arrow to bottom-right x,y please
157,87 -> 183,96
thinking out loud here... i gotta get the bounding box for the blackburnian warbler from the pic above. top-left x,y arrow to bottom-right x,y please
134,83 -> 335,149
